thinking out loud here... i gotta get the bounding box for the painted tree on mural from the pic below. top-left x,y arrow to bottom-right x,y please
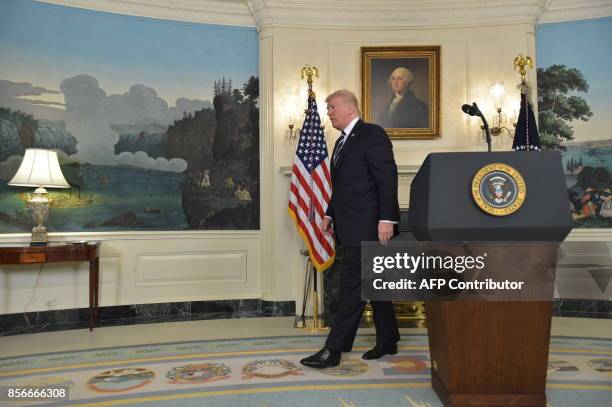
576,166 -> 610,190
537,64 -> 593,150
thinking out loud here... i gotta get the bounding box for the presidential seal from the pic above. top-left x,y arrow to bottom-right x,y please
87,368 -> 155,393
320,358 -> 369,376
472,163 -> 526,216
241,359 -> 303,379
166,363 -> 231,384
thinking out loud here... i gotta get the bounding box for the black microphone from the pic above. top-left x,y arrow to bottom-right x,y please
461,102 -> 481,117
461,102 -> 491,152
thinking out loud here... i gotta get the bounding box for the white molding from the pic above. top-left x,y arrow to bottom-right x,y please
539,0 -> 612,24
259,31 -> 276,298
397,165 -> 421,177
33,1 -> 611,30
280,165 -> 419,209
279,164 -> 420,177
35,0 -> 256,27
566,228 -> 612,241
7,223 -> 606,244
136,250 -> 247,286
247,0 -> 547,30
0,230 -> 260,245
36,0 -> 549,30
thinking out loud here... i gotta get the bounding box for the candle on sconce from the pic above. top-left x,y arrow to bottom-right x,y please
490,82 -> 505,110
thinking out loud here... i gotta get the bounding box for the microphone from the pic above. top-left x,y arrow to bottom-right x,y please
461,102 -> 491,152
461,102 -> 481,117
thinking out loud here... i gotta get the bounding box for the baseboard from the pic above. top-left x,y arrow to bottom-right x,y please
1,298 -> 609,337
0,299 -> 295,336
553,298 -> 612,318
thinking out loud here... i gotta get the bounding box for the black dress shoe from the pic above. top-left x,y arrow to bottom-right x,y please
362,343 -> 398,360
300,347 -> 341,368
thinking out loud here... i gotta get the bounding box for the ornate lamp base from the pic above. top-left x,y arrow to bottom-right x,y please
30,225 -> 48,246
25,187 -> 51,246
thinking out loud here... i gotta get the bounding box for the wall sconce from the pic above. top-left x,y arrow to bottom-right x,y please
481,82 -> 515,139
285,101 -> 329,143
283,93 -> 306,143
285,65 -> 331,144
286,114 -> 304,143
487,108 -> 513,137
8,149 -> 70,245
319,115 -> 330,140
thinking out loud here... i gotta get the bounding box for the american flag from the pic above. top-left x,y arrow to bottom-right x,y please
512,82 -> 541,151
288,96 -> 335,272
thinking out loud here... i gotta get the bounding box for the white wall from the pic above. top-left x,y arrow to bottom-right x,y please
0,231 -> 262,314
267,22 -> 538,307
1,0 -> 610,315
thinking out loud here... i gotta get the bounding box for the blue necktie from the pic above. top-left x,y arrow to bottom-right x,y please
333,131 -> 347,165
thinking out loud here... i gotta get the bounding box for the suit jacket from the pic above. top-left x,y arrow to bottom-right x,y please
326,119 -> 400,247
378,89 -> 428,128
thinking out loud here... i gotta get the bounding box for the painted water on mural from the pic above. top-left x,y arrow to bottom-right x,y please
0,165 -> 189,232
0,0 -> 259,232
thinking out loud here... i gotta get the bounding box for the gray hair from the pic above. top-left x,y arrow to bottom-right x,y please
325,89 -> 361,117
388,67 -> 414,86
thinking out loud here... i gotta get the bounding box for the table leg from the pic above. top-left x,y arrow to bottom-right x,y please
94,257 -> 100,322
89,259 -> 94,331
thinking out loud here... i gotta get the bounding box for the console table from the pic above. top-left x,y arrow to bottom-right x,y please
0,242 -> 101,331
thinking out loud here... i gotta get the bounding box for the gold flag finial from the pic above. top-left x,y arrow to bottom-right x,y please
301,65 -> 319,98
514,54 -> 533,82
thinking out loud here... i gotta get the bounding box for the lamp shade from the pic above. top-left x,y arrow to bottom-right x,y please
8,149 -> 70,188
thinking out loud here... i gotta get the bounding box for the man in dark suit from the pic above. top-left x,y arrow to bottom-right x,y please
300,89 -> 400,369
378,67 -> 429,128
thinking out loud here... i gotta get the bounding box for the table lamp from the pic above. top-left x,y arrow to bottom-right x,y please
8,149 -> 70,246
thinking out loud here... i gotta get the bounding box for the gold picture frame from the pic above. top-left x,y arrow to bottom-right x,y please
361,46 -> 440,139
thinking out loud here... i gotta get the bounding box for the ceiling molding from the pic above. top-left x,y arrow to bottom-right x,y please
34,0 -> 256,27
247,0 -> 548,30
33,1 -> 611,29
539,0 -> 612,24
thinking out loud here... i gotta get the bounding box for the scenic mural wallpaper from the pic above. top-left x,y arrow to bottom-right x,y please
0,0 -> 259,233
537,17 -> 612,228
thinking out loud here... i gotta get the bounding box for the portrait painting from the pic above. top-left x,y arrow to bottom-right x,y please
361,46 -> 440,139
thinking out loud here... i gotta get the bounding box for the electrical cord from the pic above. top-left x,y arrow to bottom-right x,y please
23,263 -> 44,326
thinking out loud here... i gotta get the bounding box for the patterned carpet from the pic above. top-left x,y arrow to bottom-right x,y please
0,334 -> 610,406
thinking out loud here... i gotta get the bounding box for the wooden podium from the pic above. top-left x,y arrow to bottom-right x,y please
427,301 -> 552,406
408,152 -> 573,407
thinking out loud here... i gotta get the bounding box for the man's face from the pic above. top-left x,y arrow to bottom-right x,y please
389,69 -> 408,93
327,96 -> 355,131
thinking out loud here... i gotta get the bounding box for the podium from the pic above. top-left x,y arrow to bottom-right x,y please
408,152 -> 572,407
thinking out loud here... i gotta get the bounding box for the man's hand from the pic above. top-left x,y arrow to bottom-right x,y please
321,216 -> 334,236
378,222 -> 393,245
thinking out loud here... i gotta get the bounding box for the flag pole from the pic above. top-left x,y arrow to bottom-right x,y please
294,249 -> 328,331
295,252 -> 312,328
309,255 -> 328,332
291,64 -> 330,332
